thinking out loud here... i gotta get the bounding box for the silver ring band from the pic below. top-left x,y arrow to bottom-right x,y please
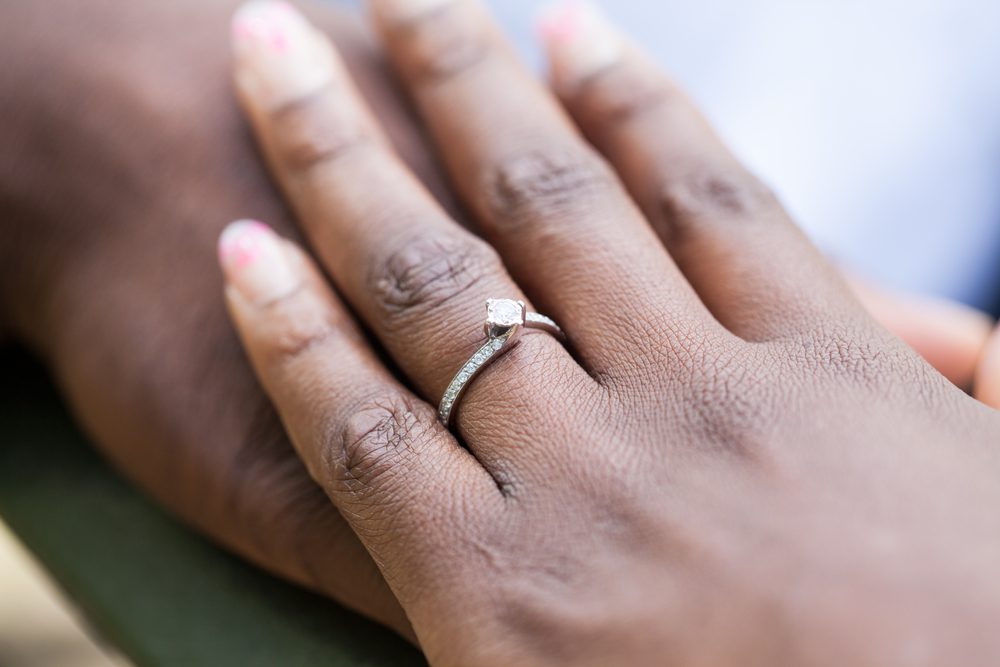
438,299 -> 563,426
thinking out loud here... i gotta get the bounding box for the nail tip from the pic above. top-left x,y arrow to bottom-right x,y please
219,219 -> 268,261
217,220 -> 299,302
535,0 -> 594,41
535,0 -> 621,82
231,0 -> 305,36
229,0 -> 335,108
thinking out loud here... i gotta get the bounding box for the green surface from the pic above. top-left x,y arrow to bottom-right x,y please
0,348 -> 425,667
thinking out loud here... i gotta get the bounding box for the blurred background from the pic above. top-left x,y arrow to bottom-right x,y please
336,0 -> 1000,309
485,0 -> 1000,312
0,523 -> 117,666
3,0 -> 1000,664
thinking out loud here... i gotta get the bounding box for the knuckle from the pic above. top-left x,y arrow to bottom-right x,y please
655,166 -> 780,243
383,3 -> 489,84
369,234 -> 501,325
679,346 -> 777,456
573,62 -> 681,129
483,147 -> 619,232
225,403 -> 316,542
268,86 -> 374,175
796,324 -> 929,390
222,402 -> 368,590
634,334 -> 785,461
325,394 -> 432,493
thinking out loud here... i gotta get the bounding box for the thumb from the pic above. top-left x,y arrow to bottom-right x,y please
848,277 -> 994,390
974,326 -> 1000,409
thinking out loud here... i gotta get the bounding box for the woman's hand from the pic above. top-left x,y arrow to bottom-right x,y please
223,2 -> 1000,664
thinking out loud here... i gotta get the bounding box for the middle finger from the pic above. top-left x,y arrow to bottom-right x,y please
370,0 -> 728,378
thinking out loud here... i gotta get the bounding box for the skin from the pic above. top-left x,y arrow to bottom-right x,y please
221,1 -> 1000,666
848,278 -> 995,391
1,0 -> 998,659
0,0 -> 419,633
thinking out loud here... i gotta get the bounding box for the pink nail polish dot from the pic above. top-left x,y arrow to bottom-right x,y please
269,31 -> 290,53
538,1 -> 587,42
219,220 -> 273,268
232,15 -> 269,41
232,2 -> 298,53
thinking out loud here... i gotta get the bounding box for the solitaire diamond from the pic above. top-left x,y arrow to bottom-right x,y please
486,298 -> 525,328
439,298 -> 563,426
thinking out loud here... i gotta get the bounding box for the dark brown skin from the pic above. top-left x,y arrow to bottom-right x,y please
2,0 -> 1000,663
0,0 -> 430,634
220,1 -> 1000,665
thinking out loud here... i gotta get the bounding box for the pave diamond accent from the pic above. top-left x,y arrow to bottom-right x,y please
437,326 -> 517,424
525,312 -> 562,338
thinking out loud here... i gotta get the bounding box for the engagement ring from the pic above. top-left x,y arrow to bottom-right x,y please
438,298 -> 563,426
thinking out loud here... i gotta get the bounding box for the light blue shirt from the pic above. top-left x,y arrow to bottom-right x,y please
347,0 -> 1000,309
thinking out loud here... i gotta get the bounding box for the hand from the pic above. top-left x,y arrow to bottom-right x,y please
851,279 -> 1000,403
0,0 -> 457,634
221,2 -> 1000,665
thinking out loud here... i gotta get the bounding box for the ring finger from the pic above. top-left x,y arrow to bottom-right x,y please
231,1 -> 588,465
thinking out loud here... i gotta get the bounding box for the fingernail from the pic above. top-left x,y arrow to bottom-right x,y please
218,220 -> 298,303
231,0 -> 334,109
537,1 -> 621,82
370,0 -> 455,22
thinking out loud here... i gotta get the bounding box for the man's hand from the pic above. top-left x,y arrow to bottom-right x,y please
0,0 -> 454,635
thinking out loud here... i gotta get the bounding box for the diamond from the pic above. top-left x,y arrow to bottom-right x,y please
486,298 -> 525,328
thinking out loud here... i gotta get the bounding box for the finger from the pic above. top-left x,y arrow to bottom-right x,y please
543,3 -> 866,342
975,326 -> 1000,409
848,277 -> 994,389
217,220 -> 499,605
231,1 -> 587,455
369,0 -> 728,377
304,2 -> 462,219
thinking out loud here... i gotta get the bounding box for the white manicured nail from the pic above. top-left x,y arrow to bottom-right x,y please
231,1 -> 335,109
218,220 -> 298,303
537,1 -> 622,83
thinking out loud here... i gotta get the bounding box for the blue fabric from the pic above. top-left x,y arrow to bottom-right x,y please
344,0 -> 1000,310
